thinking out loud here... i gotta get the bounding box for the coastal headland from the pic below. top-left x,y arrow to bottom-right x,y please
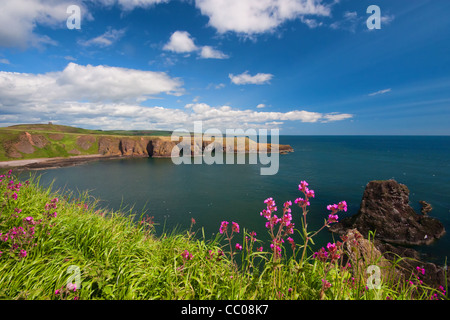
0,124 -> 293,170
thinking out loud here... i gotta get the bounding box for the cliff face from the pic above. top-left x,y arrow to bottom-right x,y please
1,128 -> 293,161
98,136 -> 293,158
5,132 -> 49,158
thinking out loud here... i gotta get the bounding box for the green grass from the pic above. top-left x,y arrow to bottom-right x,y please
0,171 -> 447,300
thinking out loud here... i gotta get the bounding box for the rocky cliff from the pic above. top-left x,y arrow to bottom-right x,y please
98,136 -> 294,158
2,129 -> 293,161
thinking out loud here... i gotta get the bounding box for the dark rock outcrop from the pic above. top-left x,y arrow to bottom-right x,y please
419,200 -> 433,216
330,179 -> 448,290
330,180 -> 445,246
375,241 -> 449,290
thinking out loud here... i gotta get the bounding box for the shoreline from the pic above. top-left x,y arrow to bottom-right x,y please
0,154 -> 124,171
0,149 -> 294,171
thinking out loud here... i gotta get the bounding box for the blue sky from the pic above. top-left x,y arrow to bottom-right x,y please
0,0 -> 449,135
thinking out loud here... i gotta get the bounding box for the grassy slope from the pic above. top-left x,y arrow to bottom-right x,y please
0,124 -> 173,161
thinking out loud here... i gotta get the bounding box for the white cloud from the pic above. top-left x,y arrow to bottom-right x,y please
90,0 -> 170,10
331,10 -> 395,32
116,0 -> 170,10
0,0 -> 173,49
300,17 -> 323,29
163,31 -> 228,59
321,112 -> 353,122
79,28 -> 126,47
381,14 -> 395,26
229,71 -> 273,85
200,46 -> 229,59
64,56 -> 77,61
330,10 -> 360,32
0,66 -> 353,131
0,101 -> 353,131
368,88 -> 391,96
0,63 -> 184,106
163,31 -> 198,53
256,104 -> 266,109
0,0 -> 90,49
0,59 -> 10,64
195,0 -> 332,35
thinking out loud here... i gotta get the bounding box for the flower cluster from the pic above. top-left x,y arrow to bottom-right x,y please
207,249 -> 225,262
218,220 -> 241,263
219,221 -> 240,237
55,283 -> 79,300
409,266 -> 426,286
260,197 -> 297,260
0,172 -> 60,261
294,181 -> 315,209
261,199 -> 295,236
39,198 -> 59,236
219,221 -> 229,234
44,198 -> 59,219
0,214 -> 40,259
1,170 -> 26,202
270,238 -> 284,258
181,249 -> 193,261
326,201 -> 347,224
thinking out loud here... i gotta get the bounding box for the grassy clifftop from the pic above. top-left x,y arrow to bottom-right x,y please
0,124 -> 173,161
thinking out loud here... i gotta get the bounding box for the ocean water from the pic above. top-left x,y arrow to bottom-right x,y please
24,136 -> 450,264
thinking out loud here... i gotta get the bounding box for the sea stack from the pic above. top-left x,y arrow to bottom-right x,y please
330,179 -> 446,246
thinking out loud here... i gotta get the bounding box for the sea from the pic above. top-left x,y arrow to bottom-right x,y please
21,136 -> 450,265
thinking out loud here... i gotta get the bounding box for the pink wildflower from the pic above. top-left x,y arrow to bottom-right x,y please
327,214 -> 339,224
294,197 -> 310,207
416,266 -> 425,275
298,181 -> 309,192
181,250 -> 193,260
283,200 -> 292,208
219,221 -> 229,234
287,237 -> 295,250
67,283 -> 77,292
232,222 -> 240,233
338,201 -> 348,212
321,279 -> 332,290
305,189 -> 315,198
439,285 -> 446,295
